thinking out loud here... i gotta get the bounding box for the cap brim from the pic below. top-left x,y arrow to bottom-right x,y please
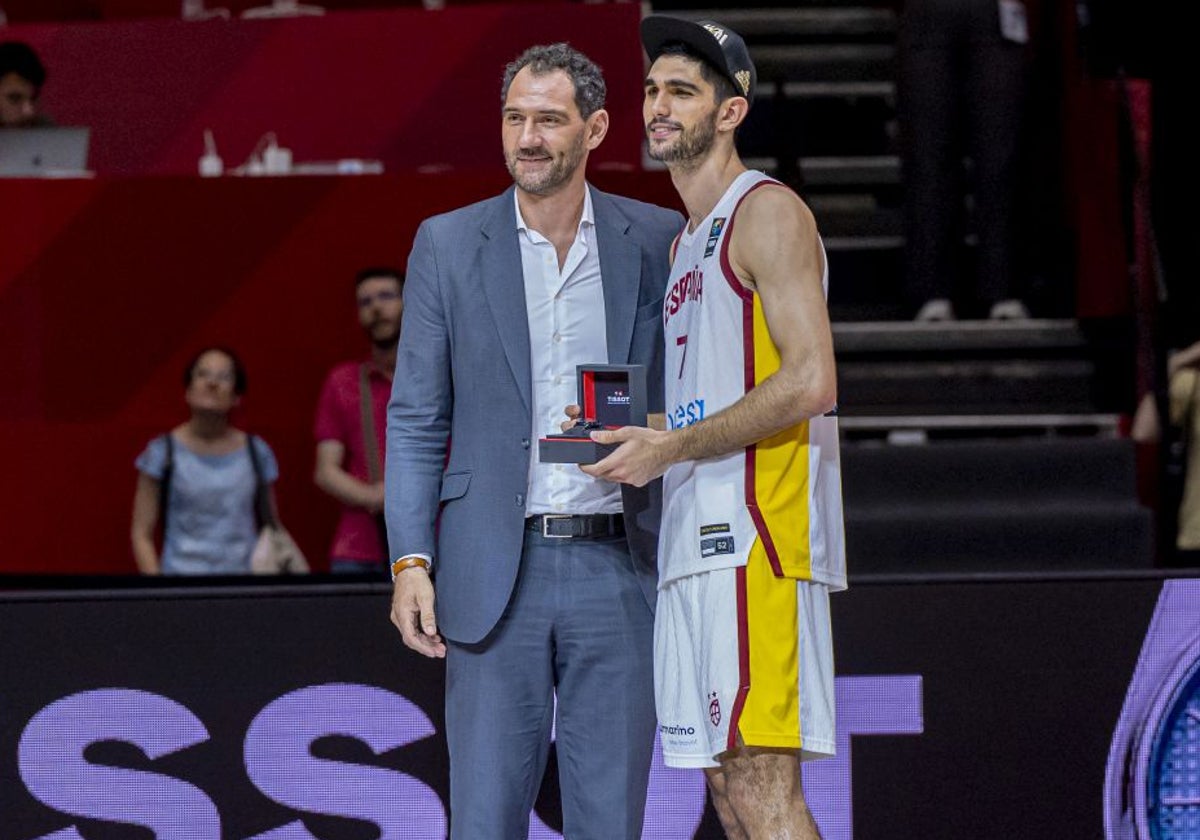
640,15 -> 735,90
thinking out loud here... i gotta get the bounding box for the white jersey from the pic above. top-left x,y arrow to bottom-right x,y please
659,170 -> 846,589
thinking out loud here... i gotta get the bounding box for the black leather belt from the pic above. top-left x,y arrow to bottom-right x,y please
526,513 -> 625,539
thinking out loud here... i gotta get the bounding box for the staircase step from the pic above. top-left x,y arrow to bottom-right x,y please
841,438 -> 1139,505
810,203 -> 902,239
757,80 -> 896,99
751,44 -> 895,81
806,155 -> 902,187
833,320 -> 1087,354
838,413 -> 1121,439
741,98 -> 895,158
661,7 -> 896,39
844,502 -> 1154,572
837,358 -> 1098,415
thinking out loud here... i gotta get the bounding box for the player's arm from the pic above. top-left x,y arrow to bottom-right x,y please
584,187 -> 836,486
314,439 -> 384,513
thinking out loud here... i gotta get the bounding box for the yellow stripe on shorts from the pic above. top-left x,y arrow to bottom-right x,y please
735,537 -> 803,750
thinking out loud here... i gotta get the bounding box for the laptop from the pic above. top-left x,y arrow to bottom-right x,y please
0,127 -> 91,177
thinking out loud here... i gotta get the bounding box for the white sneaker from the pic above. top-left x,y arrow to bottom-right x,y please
989,299 -> 1031,320
915,298 -> 955,322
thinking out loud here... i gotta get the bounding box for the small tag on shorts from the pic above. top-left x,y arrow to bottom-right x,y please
701,536 -> 735,557
700,523 -> 731,536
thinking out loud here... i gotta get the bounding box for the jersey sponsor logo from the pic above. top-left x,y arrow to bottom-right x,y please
700,536 -> 735,557
659,721 -> 699,749
664,266 -> 703,326
704,217 -> 726,257
700,523 -> 731,536
659,723 -> 696,736
667,398 -> 706,429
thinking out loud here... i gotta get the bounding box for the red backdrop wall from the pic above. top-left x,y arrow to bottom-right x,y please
0,2 -> 679,575
4,3 -> 646,176
0,172 -> 682,575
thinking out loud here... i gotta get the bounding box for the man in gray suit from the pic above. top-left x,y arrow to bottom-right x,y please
384,43 -> 682,839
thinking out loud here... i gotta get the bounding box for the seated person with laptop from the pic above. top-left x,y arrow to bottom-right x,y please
1,41 -> 52,129
0,41 -> 90,177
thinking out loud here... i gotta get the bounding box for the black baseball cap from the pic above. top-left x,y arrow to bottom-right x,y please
640,15 -> 757,105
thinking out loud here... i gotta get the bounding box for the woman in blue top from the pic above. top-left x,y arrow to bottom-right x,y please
130,347 -> 281,575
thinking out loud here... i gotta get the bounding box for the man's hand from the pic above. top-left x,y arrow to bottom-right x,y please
560,404 -> 582,432
580,425 -> 675,487
389,567 -> 446,658
365,481 -> 385,515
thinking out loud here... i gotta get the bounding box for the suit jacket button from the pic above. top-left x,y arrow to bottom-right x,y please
515,494 -> 524,507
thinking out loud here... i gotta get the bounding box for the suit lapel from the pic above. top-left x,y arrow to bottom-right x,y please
478,188 -> 533,414
592,189 -> 641,364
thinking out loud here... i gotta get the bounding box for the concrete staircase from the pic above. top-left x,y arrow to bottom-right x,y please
650,3 -> 1153,572
830,319 -> 1151,572
649,3 -> 907,319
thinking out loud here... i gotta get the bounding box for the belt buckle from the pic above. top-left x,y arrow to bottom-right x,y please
541,514 -> 574,539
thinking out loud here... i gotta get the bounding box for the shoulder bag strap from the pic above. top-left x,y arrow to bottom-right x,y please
159,433 -> 174,531
359,363 -> 391,563
245,434 -> 277,529
359,363 -> 382,484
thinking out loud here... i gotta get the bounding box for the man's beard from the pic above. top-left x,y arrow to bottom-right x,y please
506,130 -> 586,195
368,321 -> 400,349
647,110 -> 718,167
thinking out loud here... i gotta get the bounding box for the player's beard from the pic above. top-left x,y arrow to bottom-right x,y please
647,109 -> 718,168
506,129 -> 587,196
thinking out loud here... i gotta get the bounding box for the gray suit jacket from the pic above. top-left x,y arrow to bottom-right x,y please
385,185 -> 683,644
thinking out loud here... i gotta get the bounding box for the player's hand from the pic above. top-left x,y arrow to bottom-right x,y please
389,567 -> 446,658
580,425 -> 674,487
560,404 -> 582,432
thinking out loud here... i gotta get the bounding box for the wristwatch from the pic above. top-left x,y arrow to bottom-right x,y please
1105,579 -> 1200,839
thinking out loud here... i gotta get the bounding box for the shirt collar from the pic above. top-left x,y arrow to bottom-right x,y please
362,357 -> 394,381
514,185 -> 595,241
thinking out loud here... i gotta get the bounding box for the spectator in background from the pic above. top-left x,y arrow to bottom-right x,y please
0,41 -> 52,128
130,347 -> 283,575
897,0 -> 1032,321
1168,343 -> 1200,562
313,267 -> 404,576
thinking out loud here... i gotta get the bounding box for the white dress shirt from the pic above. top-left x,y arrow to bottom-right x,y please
516,187 -> 621,516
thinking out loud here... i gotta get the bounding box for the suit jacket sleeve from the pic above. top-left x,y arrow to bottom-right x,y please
385,219 -> 451,563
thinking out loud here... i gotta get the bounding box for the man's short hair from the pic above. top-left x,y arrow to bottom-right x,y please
354,266 -> 404,290
501,43 -> 606,119
0,41 -> 47,89
658,41 -> 737,106
183,346 -> 248,395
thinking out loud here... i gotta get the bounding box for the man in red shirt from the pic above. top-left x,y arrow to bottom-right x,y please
314,267 -> 404,574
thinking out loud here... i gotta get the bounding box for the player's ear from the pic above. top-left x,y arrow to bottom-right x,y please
718,97 -> 749,134
585,108 -> 610,150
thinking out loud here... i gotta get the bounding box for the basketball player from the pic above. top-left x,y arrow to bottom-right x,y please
581,16 -> 846,840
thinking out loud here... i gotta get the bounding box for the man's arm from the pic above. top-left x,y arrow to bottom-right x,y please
583,187 -> 836,486
313,440 -> 384,513
385,220 -> 451,658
